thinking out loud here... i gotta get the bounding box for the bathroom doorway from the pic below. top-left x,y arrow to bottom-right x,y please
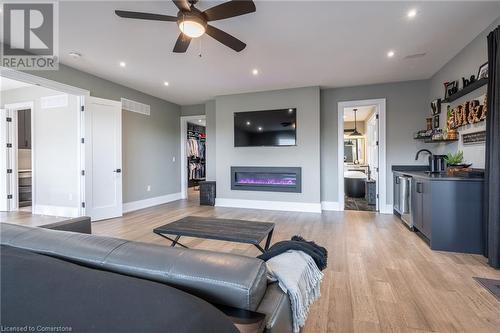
338,99 -> 387,213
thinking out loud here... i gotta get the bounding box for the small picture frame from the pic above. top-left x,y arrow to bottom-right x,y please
431,99 -> 441,115
477,62 -> 488,80
433,114 -> 440,129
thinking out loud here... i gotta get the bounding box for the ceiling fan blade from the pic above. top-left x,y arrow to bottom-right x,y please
173,33 -> 191,53
206,25 -> 246,52
172,0 -> 191,12
115,10 -> 177,22
203,0 -> 256,21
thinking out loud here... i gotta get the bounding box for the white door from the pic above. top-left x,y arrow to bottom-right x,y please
84,97 -> 122,221
0,109 -> 11,211
366,111 -> 379,210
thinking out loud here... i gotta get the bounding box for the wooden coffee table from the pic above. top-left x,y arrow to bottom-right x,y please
153,216 -> 275,253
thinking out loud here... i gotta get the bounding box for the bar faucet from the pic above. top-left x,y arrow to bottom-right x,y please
415,149 -> 433,161
415,149 -> 433,172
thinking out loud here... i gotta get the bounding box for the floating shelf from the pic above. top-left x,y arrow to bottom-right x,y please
424,138 -> 458,143
443,78 -> 488,103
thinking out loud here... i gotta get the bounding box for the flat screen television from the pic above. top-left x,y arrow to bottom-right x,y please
234,108 -> 297,147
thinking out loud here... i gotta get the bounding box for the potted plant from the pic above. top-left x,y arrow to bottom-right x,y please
444,151 -> 471,175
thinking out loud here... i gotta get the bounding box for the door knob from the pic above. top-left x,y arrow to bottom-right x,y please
114,168 -> 122,173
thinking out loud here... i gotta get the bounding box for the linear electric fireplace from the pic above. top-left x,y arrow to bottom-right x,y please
231,167 -> 302,193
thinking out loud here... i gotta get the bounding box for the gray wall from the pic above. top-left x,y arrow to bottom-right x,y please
215,87 -> 321,204
24,64 -> 181,203
181,104 -> 205,116
321,80 -> 429,204
205,100 -> 216,180
428,17 -> 499,168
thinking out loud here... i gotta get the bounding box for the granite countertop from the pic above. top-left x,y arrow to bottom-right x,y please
392,166 -> 484,182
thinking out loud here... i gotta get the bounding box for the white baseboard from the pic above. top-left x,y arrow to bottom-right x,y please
321,201 -> 341,211
379,204 -> 393,214
123,192 -> 182,213
215,198 -> 322,213
33,205 -> 80,217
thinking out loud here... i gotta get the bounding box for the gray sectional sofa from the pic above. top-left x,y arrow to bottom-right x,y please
0,218 -> 293,333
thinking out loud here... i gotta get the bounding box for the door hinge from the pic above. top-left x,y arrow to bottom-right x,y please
376,167 -> 379,172
81,170 -> 85,176
6,117 -> 12,122
376,194 -> 379,198
376,114 -> 379,120
7,194 -> 13,199
81,105 -> 84,112
6,143 -> 12,148
81,202 -> 85,208
376,141 -> 379,146
6,169 -> 12,174
81,138 -> 84,144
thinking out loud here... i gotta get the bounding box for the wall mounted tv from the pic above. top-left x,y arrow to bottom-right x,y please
234,108 -> 297,147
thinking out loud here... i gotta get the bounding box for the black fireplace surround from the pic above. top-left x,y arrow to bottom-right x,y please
231,167 -> 302,193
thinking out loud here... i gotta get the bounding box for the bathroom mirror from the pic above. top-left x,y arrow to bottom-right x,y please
344,138 -> 365,164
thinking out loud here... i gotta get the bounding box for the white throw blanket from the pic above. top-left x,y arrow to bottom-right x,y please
265,250 -> 323,333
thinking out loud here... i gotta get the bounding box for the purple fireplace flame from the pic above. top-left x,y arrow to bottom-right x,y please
236,177 -> 296,186
231,167 -> 301,193
235,173 -> 297,187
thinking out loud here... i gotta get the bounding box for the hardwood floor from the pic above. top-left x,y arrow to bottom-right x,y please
2,192 -> 500,332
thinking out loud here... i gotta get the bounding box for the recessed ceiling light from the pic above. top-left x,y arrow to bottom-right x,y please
246,121 -> 251,126
387,50 -> 395,58
407,9 -> 417,18
198,119 -> 202,123
68,52 -> 81,58
252,69 -> 259,76
119,61 -> 126,68
163,81 -> 169,86
258,126 -> 263,131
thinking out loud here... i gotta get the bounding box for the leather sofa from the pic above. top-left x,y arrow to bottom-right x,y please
0,220 -> 293,333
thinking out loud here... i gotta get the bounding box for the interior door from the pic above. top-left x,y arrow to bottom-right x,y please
366,112 -> 379,209
0,109 -> 10,211
84,96 -> 122,221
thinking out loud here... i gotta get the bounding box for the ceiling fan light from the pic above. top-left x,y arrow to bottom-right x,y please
179,20 -> 206,38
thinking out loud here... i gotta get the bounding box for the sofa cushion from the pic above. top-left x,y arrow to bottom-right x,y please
0,244 -> 239,333
0,223 -> 268,311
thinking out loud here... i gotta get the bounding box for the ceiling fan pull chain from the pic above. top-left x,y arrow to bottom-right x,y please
198,37 -> 203,58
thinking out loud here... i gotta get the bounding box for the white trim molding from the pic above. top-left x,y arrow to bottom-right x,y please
180,115 -> 206,199
337,98 -> 387,213
380,204 -> 393,215
0,67 -> 90,96
123,192 -> 182,213
33,205 -> 80,218
216,198 -> 322,213
321,201 -> 341,211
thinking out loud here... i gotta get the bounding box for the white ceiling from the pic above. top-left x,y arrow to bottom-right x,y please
344,106 -> 374,122
0,77 -> 33,92
55,1 -> 500,105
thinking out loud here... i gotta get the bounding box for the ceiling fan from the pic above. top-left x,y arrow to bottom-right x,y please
115,0 -> 256,53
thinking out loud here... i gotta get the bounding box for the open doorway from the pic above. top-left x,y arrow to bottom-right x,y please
338,99 -> 387,213
0,75 -> 85,217
342,106 -> 377,211
180,115 -> 206,201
